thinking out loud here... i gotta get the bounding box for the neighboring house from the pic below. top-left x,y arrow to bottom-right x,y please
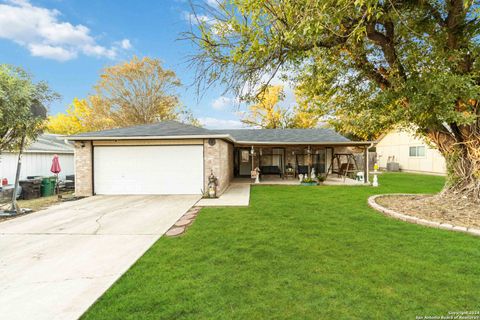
376,129 -> 446,175
67,121 -> 372,196
0,134 -> 74,183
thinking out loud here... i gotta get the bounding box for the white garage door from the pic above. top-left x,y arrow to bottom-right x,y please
93,145 -> 204,195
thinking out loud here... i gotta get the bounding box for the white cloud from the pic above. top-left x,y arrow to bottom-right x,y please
119,39 -> 131,50
212,96 -> 236,110
83,44 -> 116,59
28,43 -> 77,61
199,117 -> 244,129
182,11 -> 215,25
0,0 -> 131,61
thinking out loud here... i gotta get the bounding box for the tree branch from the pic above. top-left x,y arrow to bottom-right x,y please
350,48 -> 391,89
366,20 -> 406,81
446,0 -> 466,50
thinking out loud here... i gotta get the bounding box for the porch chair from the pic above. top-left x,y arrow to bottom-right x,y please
338,163 -> 356,178
297,165 -> 309,176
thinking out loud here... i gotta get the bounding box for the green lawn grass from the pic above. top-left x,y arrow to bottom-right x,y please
82,173 -> 480,320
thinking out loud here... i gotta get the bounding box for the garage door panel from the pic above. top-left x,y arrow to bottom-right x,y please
94,146 -> 203,195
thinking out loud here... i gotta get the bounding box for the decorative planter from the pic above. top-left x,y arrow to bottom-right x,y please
301,182 -> 318,186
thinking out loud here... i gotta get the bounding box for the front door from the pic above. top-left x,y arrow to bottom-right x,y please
236,148 -> 252,176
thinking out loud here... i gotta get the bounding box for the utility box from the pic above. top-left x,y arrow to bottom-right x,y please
65,174 -> 75,191
386,162 -> 400,172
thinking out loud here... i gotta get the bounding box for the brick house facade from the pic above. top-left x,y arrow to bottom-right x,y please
68,121 -> 371,196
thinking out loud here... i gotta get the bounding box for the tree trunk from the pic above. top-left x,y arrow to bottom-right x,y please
10,133 -> 26,214
428,127 -> 480,202
441,150 -> 480,202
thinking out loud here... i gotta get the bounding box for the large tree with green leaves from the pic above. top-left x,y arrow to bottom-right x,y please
185,0 -> 480,201
0,64 -> 58,213
0,64 -> 57,151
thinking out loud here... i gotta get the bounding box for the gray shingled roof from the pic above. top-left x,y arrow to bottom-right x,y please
70,121 -> 218,138
26,134 -> 73,153
217,128 -> 350,143
68,121 -> 353,144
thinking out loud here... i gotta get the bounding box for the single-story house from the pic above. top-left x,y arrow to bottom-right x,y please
0,134 -> 74,183
376,128 -> 446,175
66,121 -> 373,196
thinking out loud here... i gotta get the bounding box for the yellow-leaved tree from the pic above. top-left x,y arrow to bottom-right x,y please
242,85 -> 319,129
47,98 -> 113,135
48,56 -> 199,134
241,85 -> 288,128
288,88 -> 322,129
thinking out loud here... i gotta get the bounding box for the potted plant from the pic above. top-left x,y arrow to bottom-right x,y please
301,177 -> 318,186
317,175 -> 326,185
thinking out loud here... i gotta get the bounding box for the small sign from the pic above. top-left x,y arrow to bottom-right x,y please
251,170 -> 258,179
241,150 -> 250,162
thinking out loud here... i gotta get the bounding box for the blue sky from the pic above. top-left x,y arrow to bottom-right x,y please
0,0 -> 251,128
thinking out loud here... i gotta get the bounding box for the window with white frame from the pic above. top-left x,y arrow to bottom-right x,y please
409,146 -> 426,157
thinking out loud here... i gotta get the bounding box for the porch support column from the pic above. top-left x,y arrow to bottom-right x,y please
251,145 -> 255,171
363,146 -> 369,184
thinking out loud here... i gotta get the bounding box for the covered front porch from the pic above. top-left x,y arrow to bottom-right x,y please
232,143 -> 373,185
233,175 -> 365,186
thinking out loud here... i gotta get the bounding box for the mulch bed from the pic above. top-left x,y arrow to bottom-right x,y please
375,194 -> 480,229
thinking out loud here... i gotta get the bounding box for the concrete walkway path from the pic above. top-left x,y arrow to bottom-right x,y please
197,183 -> 250,206
0,194 -> 199,320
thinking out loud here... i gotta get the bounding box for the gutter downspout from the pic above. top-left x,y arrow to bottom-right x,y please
364,142 -> 375,184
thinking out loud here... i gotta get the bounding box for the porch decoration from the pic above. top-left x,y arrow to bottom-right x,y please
207,171 -> 218,198
311,167 -> 316,180
301,176 -> 318,186
317,175 -> 326,184
372,163 -> 379,187
356,171 -> 364,181
251,167 -> 261,183
241,150 -> 249,162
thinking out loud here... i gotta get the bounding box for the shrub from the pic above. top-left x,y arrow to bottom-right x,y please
302,177 -> 317,184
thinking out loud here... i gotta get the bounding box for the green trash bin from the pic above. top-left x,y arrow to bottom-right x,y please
50,176 -> 58,194
41,177 -> 54,197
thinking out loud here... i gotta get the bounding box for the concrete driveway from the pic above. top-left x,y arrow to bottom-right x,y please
0,195 -> 200,320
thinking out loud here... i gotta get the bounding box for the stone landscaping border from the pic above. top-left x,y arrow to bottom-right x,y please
165,206 -> 202,237
368,194 -> 480,237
